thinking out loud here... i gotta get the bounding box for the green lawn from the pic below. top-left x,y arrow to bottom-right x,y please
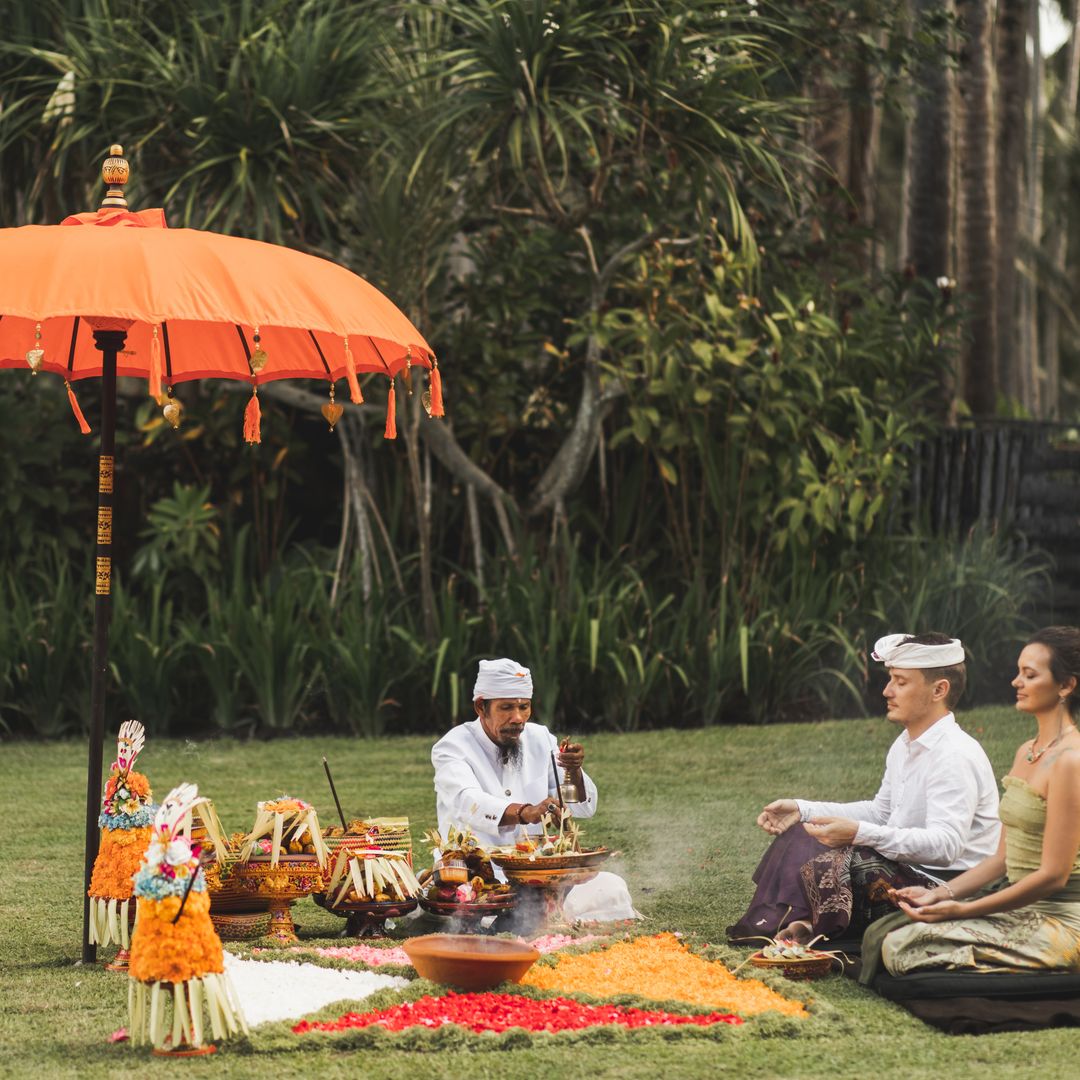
3,707 -> 1078,1079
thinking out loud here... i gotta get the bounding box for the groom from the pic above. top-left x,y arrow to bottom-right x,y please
727,632 -> 1000,944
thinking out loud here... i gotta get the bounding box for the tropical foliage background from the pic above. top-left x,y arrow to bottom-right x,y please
0,0 -> 1071,737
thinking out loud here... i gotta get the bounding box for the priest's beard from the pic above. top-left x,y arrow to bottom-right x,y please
497,741 -> 523,769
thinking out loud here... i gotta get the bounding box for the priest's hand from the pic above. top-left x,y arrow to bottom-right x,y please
804,817 -> 858,848
757,800 -> 800,835
557,739 -> 585,774
520,797 -> 563,825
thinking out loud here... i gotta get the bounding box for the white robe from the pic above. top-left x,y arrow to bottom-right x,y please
431,719 -> 638,922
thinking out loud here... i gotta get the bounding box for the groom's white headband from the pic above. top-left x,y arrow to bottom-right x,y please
872,634 -> 965,668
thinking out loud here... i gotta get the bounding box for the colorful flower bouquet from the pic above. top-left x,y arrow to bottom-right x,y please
88,721 -> 156,968
127,783 -> 248,1055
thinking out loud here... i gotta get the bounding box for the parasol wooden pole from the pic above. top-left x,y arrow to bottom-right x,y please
81,329 -> 124,963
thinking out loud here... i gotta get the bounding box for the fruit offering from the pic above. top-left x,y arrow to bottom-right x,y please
238,796 -> 329,867
324,848 -> 421,906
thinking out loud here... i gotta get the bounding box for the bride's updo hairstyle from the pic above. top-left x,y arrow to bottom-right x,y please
1025,626 -> 1080,718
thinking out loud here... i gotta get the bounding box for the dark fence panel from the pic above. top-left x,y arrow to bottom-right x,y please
909,420 -> 1080,621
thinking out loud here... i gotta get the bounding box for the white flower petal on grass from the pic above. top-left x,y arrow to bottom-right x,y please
222,951 -> 409,1027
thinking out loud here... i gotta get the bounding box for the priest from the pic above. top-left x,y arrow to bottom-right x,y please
727,632 -> 1000,944
431,657 -> 637,923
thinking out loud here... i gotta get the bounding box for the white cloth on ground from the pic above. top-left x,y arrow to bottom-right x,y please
794,712 -> 1000,874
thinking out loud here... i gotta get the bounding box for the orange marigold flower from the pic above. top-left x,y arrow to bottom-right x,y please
521,933 -> 807,1018
129,893 -> 224,984
125,771 -> 151,798
89,826 -> 152,900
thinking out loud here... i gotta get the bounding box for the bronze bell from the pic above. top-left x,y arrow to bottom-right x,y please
163,398 -> 182,429
25,347 -> 44,374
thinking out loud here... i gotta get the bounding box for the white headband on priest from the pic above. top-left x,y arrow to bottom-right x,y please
473,658 -> 533,701
872,634 -> 965,668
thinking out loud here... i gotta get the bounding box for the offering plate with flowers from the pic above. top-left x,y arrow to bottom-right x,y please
489,817 -> 612,928
417,826 -> 517,925
314,845 -> 421,937
234,798 -> 329,944
742,936 -> 848,981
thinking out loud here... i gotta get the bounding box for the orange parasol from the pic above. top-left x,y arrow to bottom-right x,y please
0,146 -> 444,962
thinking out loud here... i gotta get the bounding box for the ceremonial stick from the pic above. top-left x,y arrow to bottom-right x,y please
550,751 -> 565,811
172,855 -> 207,924
322,756 -> 348,829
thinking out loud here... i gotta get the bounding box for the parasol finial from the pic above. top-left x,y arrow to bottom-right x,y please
100,144 -> 130,210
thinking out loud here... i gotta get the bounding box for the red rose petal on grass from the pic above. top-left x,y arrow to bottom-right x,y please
108,1028 -> 129,1043
292,992 -> 744,1035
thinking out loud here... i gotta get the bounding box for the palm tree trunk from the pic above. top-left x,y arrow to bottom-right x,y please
1043,2 -> 1080,418
1018,1 -> 1045,413
902,0 -> 954,282
956,0 -> 999,415
849,29 -> 886,269
994,0 -> 1030,405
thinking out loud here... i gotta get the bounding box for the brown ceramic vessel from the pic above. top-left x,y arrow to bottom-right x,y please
402,933 -> 539,990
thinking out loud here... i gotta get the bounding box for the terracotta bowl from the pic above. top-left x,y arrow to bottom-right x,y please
402,934 -> 539,990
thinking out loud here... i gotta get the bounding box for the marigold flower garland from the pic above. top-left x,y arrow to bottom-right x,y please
293,992 -> 744,1035
521,933 -> 807,1018
127,783 -> 248,1052
88,721 -> 155,950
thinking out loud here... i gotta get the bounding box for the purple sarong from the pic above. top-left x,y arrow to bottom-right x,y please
727,824 -> 936,943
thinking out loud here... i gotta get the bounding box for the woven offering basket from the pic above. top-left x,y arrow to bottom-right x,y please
748,949 -> 839,980
211,911 -> 273,941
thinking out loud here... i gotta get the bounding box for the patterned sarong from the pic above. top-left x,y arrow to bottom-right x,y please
800,843 -> 937,941
727,825 -> 936,943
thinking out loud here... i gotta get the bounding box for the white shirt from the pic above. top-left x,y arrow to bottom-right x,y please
432,719 -> 598,850
795,713 -> 1000,872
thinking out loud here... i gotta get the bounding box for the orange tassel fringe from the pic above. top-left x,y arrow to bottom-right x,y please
66,381 -> 91,435
429,363 -> 444,417
149,325 -> 162,401
344,338 -> 363,404
384,379 -> 397,440
244,388 -> 262,444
